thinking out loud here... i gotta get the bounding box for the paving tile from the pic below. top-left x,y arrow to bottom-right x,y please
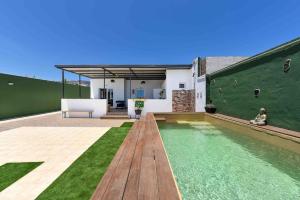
0,126 -> 110,200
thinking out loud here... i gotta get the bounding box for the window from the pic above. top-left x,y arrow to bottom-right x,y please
179,83 -> 185,89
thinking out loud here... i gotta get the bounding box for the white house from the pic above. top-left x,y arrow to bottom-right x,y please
57,57 -> 246,118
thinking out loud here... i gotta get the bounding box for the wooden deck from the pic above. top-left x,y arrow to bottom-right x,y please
91,113 -> 181,200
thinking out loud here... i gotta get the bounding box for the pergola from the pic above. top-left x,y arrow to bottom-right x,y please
55,64 -> 192,98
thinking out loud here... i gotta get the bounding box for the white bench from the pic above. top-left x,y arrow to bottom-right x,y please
62,110 -> 94,118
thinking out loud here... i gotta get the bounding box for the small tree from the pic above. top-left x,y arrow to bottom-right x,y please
135,100 -> 144,110
134,99 -> 144,117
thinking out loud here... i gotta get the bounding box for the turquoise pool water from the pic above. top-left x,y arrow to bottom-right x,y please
158,121 -> 300,200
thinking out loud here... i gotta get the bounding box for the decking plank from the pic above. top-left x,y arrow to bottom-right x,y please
91,121 -> 141,199
138,157 -> 158,199
91,113 -> 181,200
100,122 -> 142,200
123,121 -> 146,200
150,115 -> 181,200
137,120 -> 159,199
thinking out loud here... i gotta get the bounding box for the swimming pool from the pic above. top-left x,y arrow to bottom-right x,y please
158,120 -> 300,200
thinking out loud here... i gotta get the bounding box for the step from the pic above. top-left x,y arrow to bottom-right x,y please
101,115 -> 130,119
155,117 -> 166,121
107,112 -> 128,115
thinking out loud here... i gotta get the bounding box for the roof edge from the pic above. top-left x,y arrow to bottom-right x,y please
209,37 -> 300,77
55,64 -> 192,69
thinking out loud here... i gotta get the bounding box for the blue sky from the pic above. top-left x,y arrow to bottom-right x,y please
0,0 -> 299,81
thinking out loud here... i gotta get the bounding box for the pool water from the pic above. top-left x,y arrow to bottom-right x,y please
158,121 -> 300,200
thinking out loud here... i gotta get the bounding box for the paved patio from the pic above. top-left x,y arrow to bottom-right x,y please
0,126 -> 110,200
0,112 -> 134,200
0,112 -> 134,132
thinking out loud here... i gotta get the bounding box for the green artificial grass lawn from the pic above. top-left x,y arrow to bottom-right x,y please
37,123 -> 133,200
0,162 -> 42,192
120,122 -> 134,127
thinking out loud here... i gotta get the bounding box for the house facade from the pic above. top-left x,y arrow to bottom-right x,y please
57,56 -> 245,118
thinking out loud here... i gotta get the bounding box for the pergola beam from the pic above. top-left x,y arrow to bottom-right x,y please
129,68 -> 137,78
87,75 -> 166,78
78,72 -> 165,75
81,75 -> 166,79
88,77 -> 166,80
102,68 -> 116,76
80,74 -> 166,77
125,77 -> 166,80
70,70 -> 166,74
55,64 -> 192,69
56,65 -> 175,80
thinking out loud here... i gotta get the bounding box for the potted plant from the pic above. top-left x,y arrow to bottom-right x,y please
134,99 -> 144,116
159,89 -> 165,99
205,100 -> 217,113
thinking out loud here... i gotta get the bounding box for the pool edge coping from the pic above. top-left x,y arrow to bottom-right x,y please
205,113 -> 300,144
151,113 -> 183,200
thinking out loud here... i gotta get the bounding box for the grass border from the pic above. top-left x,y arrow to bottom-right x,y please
37,124 -> 132,199
0,162 -> 42,192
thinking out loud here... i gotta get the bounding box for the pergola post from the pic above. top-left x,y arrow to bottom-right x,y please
78,74 -> 81,98
129,68 -> 132,98
61,69 -> 65,98
103,69 -> 106,89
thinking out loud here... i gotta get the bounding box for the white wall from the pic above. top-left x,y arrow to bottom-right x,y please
195,75 -> 206,112
192,57 -> 199,90
124,79 -> 164,100
165,69 -> 193,100
90,69 -> 195,112
205,56 -> 248,74
128,99 -> 172,118
61,99 -> 107,118
90,78 -> 125,108
126,68 -> 193,117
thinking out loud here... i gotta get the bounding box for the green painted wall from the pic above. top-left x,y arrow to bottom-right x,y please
0,73 -> 90,120
208,41 -> 300,132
